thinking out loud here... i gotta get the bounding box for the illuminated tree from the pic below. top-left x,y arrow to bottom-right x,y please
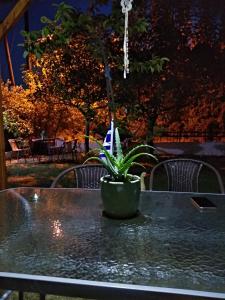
124,0 -> 225,141
22,1 -> 167,151
24,35 -> 108,152
1,81 -> 34,137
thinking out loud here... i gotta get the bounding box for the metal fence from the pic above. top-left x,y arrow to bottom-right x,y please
154,131 -> 225,143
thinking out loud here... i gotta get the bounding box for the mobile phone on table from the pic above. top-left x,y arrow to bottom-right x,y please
191,196 -> 216,211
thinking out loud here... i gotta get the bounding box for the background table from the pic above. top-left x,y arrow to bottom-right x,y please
31,138 -> 55,155
0,188 -> 225,299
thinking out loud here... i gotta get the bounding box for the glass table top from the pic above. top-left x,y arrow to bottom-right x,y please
0,187 -> 225,295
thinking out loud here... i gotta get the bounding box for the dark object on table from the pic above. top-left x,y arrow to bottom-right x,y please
191,196 -> 216,211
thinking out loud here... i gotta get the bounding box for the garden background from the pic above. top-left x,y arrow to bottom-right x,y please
1,0 -> 225,188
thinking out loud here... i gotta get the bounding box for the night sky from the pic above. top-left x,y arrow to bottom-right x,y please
0,0 -> 112,84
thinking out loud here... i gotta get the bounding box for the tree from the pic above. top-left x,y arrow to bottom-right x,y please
121,0 -> 225,142
22,1 -> 167,151
24,34 -> 108,152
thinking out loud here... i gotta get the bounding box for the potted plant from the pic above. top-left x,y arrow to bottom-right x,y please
85,128 -> 158,219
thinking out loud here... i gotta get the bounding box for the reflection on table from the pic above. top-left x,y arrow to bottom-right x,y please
0,188 -> 225,299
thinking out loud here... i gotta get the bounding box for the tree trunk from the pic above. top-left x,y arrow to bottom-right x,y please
0,80 -> 7,189
146,116 -> 157,147
84,118 -> 90,154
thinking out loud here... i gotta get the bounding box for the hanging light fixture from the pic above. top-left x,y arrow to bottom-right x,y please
120,0 -> 133,79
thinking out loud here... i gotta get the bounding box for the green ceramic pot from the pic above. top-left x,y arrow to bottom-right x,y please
100,175 -> 141,219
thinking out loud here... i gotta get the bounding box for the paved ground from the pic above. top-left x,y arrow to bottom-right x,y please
155,142 -> 225,156
5,152 -> 80,165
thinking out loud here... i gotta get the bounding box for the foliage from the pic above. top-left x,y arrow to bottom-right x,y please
21,2 -> 167,74
23,37 -> 108,151
1,80 -> 85,140
20,1 -> 168,152
18,0 -> 225,144
1,81 -> 34,137
113,0 -> 225,142
21,2 -> 168,107
84,128 -> 157,182
3,111 -> 19,137
130,56 -> 169,74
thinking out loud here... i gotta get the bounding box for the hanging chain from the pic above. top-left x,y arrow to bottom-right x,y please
120,0 -> 133,78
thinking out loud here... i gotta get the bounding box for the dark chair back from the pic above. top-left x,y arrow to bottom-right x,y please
149,158 -> 224,193
51,164 -> 108,188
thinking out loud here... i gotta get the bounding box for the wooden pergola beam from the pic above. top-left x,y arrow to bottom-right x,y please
0,0 -> 31,41
4,36 -> 15,85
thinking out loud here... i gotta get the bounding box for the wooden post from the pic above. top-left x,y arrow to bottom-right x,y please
0,79 -> 7,189
0,0 -> 31,189
4,35 -> 15,86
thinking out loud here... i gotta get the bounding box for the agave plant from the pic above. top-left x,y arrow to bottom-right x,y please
85,128 -> 158,182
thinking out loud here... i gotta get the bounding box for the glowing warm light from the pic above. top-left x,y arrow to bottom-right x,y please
52,220 -> 63,238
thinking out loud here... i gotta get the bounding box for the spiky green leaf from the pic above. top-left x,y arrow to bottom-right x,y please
119,152 -> 157,175
124,144 -> 157,163
115,127 -> 123,160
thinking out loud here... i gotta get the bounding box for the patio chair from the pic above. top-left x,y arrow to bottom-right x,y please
149,158 -> 224,193
51,164 -> 108,188
8,139 -> 31,162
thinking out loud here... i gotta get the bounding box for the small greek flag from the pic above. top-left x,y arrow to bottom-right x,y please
100,120 -> 114,160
